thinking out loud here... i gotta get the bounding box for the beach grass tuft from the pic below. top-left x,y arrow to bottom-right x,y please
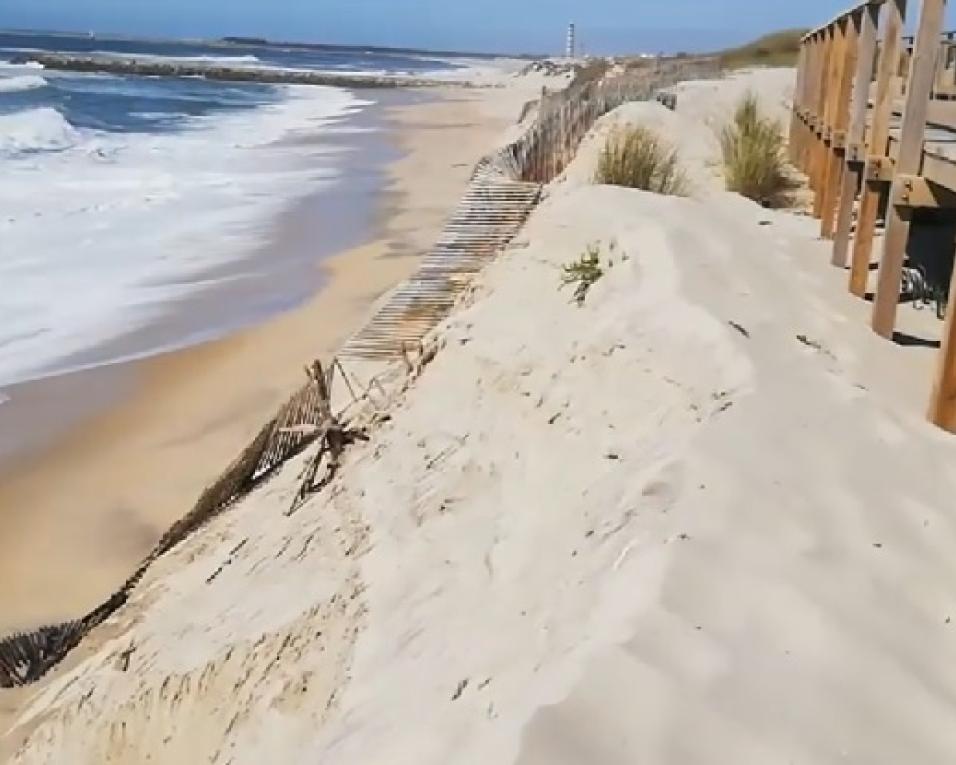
595,126 -> 688,196
719,93 -> 789,207
561,242 -> 605,306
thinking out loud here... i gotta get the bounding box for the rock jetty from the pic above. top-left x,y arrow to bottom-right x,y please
12,53 -> 442,88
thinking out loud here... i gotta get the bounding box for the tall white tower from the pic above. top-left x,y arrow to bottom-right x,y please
566,23 -> 576,59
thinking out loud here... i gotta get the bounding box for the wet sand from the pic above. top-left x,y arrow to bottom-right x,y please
0,85 -> 524,635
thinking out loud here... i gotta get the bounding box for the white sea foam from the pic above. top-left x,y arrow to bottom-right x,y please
0,74 -> 48,92
0,107 -> 79,154
90,51 -> 264,68
0,84 -> 371,387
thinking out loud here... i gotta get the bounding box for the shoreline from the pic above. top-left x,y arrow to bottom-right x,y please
0,88 -> 402,467
0,83 -> 528,635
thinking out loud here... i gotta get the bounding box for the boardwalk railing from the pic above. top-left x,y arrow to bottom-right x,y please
791,0 -> 956,431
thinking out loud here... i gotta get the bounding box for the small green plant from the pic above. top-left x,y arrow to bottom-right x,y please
595,126 -> 689,196
562,242 -> 619,306
719,92 -> 788,206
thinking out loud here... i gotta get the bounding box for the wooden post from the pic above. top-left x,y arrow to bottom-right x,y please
799,34 -> 821,169
833,4 -> 881,266
818,19 -> 850,224
814,25 -> 840,217
791,43 -> 808,163
799,34 -> 818,172
812,28 -> 836,207
872,0 -> 947,338
821,14 -> 861,240
929,257 -> 956,431
849,0 -> 908,297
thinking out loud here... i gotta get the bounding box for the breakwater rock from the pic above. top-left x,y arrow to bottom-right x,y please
12,53 -> 445,89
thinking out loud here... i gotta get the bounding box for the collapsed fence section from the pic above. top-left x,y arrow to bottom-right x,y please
341,59 -> 720,362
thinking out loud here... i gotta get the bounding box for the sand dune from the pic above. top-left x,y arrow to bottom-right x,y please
7,69 -> 956,763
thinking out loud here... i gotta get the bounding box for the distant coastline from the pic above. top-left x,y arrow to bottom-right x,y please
218,35 -> 542,61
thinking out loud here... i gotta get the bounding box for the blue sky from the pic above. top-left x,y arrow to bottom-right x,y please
3,0 -> 956,55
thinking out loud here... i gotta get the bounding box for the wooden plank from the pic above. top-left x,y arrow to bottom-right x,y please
802,41 -> 814,161
920,98 -> 956,128
932,39 -> 956,95
801,34 -> 816,177
872,0 -> 948,338
893,173 -> 956,206
821,13 -> 861,239
812,35 -> 827,165
833,4 -> 881,266
820,24 -> 846,216
919,148 -> 956,188
800,35 -> 821,171
797,38 -> 811,172
870,0 -> 908,155
849,0 -> 908,297
813,26 -> 837,213
928,267 -> 956,431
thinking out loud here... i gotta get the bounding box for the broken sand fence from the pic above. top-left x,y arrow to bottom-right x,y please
0,57 -> 719,689
340,57 -> 719,359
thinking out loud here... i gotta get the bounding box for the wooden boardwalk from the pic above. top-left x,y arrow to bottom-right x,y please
792,0 -> 956,432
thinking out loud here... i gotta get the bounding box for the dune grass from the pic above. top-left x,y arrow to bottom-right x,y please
595,126 -> 688,196
561,242 -> 605,306
718,29 -> 808,70
719,93 -> 789,206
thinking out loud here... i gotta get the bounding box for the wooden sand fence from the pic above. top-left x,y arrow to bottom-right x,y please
791,0 -> 956,431
342,57 -> 719,359
0,57 -> 719,689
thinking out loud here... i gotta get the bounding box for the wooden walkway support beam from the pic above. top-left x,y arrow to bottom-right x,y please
871,0 -> 948,338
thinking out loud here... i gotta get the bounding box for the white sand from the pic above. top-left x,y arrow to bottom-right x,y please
7,68 -> 956,763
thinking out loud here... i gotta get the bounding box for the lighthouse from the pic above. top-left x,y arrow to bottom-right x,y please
566,23 -> 576,59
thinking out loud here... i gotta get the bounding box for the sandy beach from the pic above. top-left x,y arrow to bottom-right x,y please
0,79 -> 538,637
7,63 -> 956,764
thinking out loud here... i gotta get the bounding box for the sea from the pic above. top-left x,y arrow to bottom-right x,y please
0,31 -> 466,398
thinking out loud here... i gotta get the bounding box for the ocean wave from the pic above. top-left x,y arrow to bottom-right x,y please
0,107 -> 80,155
0,74 -> 49,93
0,59 -> 45,71
0,85 -> 369,386
181,54 -> 262,64
90,51 -> 263,67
